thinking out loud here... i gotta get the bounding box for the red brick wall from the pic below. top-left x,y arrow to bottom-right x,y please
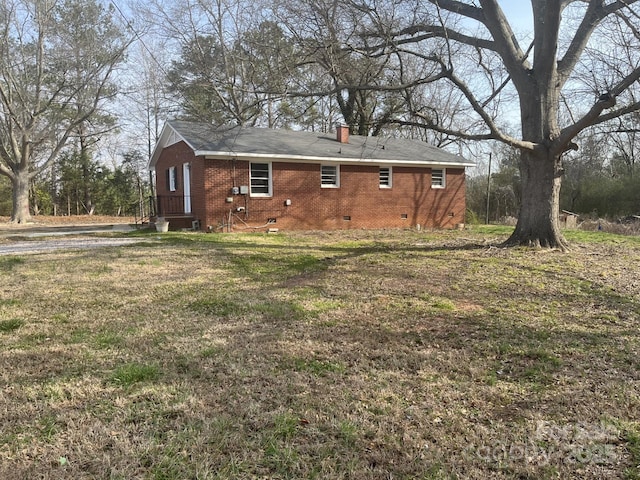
156,141 -> 467,231
200,158 -> 466,231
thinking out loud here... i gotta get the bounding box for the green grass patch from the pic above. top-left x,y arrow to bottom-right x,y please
0,298 -> 19,308
110,363 -> 161,387
622,424 -> 640,479
230,253 -> 327,280
69,327 -> 91,343
199,346 -> 223,358
338,420 -> 358,446
188,296 -> 243,317
0,318 -> 23,333
0,256 -> 26,271
38,414 -> 60,443
251,299 -> 307,321
289,357 -> 345,376
188,295 -> 306,321
262,439 -> 299,475
565,229 -> 640,246
95,331 -> 124,349
429,297 -> 456,311
272,412 -> 300,440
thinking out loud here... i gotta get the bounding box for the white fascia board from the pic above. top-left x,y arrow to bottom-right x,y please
197,151 -> 475,168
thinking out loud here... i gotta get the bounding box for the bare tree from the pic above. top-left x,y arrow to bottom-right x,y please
276,0 -> 411,135
140,0 -> 293,127
117,36 -> 177,158
608,111 -> 640,178
0,0 -> 129,223
352,0 -> 640,249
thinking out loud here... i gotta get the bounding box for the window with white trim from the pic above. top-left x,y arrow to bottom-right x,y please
431,168 -> 445,188
250,162 -> 272,196
379,167 -> 392,188
321,164 -> 339,187
168,166 -> 178,192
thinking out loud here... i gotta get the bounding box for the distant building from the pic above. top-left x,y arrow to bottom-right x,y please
560,210 -> 579,229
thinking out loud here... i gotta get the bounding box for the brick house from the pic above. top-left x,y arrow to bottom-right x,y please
148,120 -> 474,232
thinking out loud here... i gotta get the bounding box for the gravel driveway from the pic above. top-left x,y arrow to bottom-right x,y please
0,223 -> 150,255
0,237 -> 146,255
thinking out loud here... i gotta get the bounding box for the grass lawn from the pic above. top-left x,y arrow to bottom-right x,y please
0,226 -> 639,479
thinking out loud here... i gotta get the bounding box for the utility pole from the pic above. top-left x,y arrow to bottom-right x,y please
485,152 -> 492,224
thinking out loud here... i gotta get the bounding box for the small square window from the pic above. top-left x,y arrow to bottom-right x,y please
321,165 -> 339,187
431,168 -> 445,188
379,167 -> 392,188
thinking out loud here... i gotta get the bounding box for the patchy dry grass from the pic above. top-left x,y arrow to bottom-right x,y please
0,226 -> 639,479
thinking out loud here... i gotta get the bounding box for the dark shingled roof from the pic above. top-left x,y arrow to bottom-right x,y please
149,120 -> 474,168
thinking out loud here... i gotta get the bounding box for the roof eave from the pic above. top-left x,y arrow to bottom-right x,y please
197,151 -> 475,168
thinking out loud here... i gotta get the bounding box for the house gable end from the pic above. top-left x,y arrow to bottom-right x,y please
167,129 -> 183,147
149,122 -> 198,170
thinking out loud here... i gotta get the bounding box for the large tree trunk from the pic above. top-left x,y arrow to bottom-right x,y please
11,171 -> 32,224
504,148 -> 569,250
503,67 -> 570,250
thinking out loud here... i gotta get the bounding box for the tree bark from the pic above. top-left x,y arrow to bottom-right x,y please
11,171 -> 32,224
504,148 -> 568,250
503,57 -> 570,250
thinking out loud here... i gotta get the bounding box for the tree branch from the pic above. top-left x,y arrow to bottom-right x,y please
0,138 -> 15,179
478,0 -> 531,73
591,100 -> 640,127
426,0 -> 483,21
392,52 -> 531,150
557,1 -> 638,83
422,1 -> 532,88
392,25 -> 494,51
555,94 -> 617,155
560,64 -> 640,145
433,57 -> 533,150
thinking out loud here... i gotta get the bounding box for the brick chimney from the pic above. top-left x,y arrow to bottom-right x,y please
336,124 -> 349,144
